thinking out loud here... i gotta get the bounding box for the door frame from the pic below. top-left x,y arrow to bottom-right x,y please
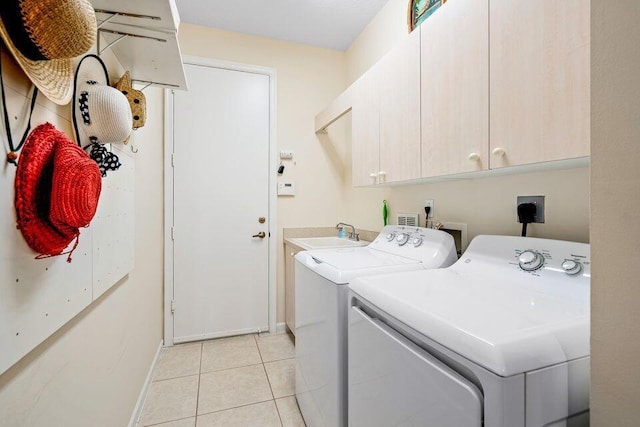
163,56 -> 278,346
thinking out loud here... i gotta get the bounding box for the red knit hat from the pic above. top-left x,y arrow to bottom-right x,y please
14,123 -> 101,261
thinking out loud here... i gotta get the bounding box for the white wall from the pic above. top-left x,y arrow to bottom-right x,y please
339,0 -> 590,244
590,1 -> 640,423
177,23 -> 351,323
0,51 -> 164,426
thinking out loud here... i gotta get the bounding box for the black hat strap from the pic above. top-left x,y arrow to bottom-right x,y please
0,49 -> 39,166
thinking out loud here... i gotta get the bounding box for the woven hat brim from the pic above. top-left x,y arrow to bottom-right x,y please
15,124 -> 79,256
0,20 -> 73,105
72,54 -> 108,147
50,141 -> 102,229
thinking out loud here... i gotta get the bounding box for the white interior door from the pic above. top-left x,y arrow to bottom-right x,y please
172,62 -> 270,343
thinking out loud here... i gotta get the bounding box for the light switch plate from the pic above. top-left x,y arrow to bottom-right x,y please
280,150 -> 293,159
278,182 -> 295,196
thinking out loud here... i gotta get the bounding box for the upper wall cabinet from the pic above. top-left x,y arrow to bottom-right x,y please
91,0 -> 187,90
352,66 -> 381,187
352,29 -> 421,187
489,0 -> 590,168
378,28 -> 421,184
421,0 -> 489,178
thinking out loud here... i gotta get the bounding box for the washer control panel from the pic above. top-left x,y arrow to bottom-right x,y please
369,226 -> 458,265
374,226 -> 439,248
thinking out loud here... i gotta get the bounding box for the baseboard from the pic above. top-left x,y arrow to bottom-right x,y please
276,322 -> 287,334
128,339 -> 163,427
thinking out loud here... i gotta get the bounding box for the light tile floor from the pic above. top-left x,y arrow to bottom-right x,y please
138,333 -> 305,427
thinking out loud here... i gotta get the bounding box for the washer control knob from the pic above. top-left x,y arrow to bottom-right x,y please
412,236 -> 423,247
518,250 -> 544,271
561,260 -> 582,275
386,233 -> 396,242
395,233 -> 410,246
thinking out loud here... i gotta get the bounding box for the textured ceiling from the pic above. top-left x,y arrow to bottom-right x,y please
175,0 -> 390,51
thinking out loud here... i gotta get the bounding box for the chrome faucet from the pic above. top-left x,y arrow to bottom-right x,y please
336,223 -> 359,241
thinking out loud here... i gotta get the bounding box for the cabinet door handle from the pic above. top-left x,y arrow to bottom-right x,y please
290,252 -> 295,257
378,171 -> 387,176
468,152 -> 480,161
492,147 -> 506,157
369,173 -> 377,178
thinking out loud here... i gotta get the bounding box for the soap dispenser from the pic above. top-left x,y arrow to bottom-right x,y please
338,226 -> 346,238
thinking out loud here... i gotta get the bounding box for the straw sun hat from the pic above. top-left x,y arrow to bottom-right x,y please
0,0 -> 97,105
15,123 -> 102,261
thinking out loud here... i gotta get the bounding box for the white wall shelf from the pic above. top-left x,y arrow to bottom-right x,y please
93,0 -> 180,32
91,0 -> 187,91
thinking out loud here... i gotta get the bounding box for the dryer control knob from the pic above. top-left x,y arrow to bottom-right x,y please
395,233 -> 410,246
518,250 -> 544,271
412,236 -> 423,247
561,260 -> 582,275
386,233 -> 396,242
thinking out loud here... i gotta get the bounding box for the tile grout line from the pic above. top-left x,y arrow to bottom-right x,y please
254,334 -> 265,365
273,398 -> 285,427
152,372 -> 204,383
196,397 -> 278,419
254,334 -> 281,420
199,362 -> 265,377
144,415 -> 195,427
256,334 -> 288,426
195,342 -> 203,419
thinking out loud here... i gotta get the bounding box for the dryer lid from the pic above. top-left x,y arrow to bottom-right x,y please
350,267 -> 590,377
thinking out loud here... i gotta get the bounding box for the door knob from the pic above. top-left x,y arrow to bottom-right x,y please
253,231 -> 266,239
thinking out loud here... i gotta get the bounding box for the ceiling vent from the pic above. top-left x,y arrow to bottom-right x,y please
397,213 -> 419,227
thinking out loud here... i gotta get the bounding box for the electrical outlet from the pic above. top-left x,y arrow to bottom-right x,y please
424,200 -> 434,218
517,196 -> 545,223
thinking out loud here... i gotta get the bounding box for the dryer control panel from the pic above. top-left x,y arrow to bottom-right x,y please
455,235 -> 590,281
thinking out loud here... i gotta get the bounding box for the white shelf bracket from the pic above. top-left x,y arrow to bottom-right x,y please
98,28 -> 167,56
94,9 -> 162,22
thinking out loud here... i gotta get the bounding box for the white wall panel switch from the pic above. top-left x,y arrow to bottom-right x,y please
280,150 -> 293,159
278,182 -> 296,196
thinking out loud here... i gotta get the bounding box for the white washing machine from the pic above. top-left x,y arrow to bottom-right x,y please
348,235 -> 590,427
295,225 -> 458,427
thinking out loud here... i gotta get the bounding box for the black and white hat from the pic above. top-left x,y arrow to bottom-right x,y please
72,54 -> 132,147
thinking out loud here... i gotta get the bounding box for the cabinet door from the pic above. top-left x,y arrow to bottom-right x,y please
352,66 -> 381,187
378,28 -> 422,184
284,244 -> 297,334
490,0 -> 590,168
421,0 -> 489,178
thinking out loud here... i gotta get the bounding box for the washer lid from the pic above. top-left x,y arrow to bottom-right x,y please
310,248 -> 421,270
296,248 -> 424,285
349,268 -> 590,377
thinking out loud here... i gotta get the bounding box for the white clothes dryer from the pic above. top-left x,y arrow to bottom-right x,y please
295,225 -> 457,427
348,235 -> 591,427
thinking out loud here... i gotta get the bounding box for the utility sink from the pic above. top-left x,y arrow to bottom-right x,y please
287,237 -> 369,250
